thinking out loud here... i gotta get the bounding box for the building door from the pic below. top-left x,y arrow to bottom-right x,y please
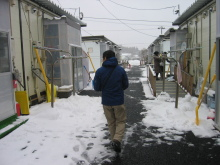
0,0 -> 15,122
0,31 -> 15,121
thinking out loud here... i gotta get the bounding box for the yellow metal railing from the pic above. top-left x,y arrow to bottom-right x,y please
195,43 -> 216,125
83,51 -> 96,73
34,48 -> 51,97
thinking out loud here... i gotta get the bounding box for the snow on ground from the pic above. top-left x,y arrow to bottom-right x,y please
137,63 -> 219,138
0,96 -> 114,165
0,60 -> 220,165
141,93 -> 219,138
128,60 -> 140,66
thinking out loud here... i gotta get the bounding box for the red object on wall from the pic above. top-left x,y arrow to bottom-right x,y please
13,80 -> 17,88
16,103 -> 21,116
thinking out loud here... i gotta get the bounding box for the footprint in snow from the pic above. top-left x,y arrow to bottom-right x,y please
21,146 -> 28,150
73,145 -> 79,152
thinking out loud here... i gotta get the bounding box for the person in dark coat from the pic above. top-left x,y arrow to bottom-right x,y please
93,50 -> 129,153
153,51 -> 162,80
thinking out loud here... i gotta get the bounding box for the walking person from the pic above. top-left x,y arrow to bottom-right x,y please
153,51 -> 163,80
93,50 -> 129,153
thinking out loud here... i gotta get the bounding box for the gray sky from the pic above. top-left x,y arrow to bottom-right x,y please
52,0 -> 195,50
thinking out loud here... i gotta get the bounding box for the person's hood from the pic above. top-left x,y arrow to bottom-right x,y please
102,57 -> 118,67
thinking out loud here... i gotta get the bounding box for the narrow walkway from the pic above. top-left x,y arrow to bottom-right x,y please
156,80 -> 187,98
80,65 -> 220,165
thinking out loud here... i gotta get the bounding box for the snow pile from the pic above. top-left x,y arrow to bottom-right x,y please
141,93 -> 219,138
0,95 -> 113,165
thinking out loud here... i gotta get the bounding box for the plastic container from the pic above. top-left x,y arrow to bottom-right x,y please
16,102 -> 20,116
15,91 -> 30,115
207,94 -> 215,109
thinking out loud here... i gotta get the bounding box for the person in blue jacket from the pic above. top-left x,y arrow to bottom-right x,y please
93,50 -> 129,153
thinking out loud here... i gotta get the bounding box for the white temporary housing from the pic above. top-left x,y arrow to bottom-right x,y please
0,0 -> 88,123
82,36 -> 121,72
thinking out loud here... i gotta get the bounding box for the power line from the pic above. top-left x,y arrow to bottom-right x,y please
82,29 -> 94,36
56,0 -> 62,7
121,43 -> 151,45
98,1 -> 159,37
108,0 -> 176,11
84,28 -> 157,32
84,17 -> 172,23
84,19 -> 173,27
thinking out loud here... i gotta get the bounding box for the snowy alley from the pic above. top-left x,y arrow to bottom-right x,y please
0,60 -> 220,165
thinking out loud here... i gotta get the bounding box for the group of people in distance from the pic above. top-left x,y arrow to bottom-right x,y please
153,51 -> 170,81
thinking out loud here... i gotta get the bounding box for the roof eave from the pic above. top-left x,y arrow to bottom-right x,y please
30,0 -> 87,27
172,0 -> 214,26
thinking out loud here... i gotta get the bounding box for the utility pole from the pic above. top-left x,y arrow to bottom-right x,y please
175,5 -> 180,16
158,26 -> 165,35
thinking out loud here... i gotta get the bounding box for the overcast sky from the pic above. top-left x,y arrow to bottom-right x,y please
51,0 -> 195,50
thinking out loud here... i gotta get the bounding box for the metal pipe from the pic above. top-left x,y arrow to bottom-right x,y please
51,60 -> 60,108
18,0 -> 26,90
168,47 -> 202,53
45,49 -> 54,107
195,16 -> 198,44
209,10 -> 212,83
34,48 -> 51,96
72,60 -> 75,96
83,50 -> 96,72
162,59 -> 165,92
33,46 -> 71,55
175,82 -> 179,108
166,57 -> 179,108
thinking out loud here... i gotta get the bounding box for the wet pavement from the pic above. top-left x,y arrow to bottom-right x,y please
79,65 -> 220,165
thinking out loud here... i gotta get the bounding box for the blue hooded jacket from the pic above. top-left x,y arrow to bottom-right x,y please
93,57 -> 129,106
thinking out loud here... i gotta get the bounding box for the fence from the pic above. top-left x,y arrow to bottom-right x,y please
146,64 -> 156,96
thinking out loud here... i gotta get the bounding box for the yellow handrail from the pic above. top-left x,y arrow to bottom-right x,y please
88,52 -> 96,72
195,43 -> 216,125
34,48 -> 51,97
83,50 -> 96,72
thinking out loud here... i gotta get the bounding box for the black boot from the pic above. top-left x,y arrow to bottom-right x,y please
111,139 -> 121,153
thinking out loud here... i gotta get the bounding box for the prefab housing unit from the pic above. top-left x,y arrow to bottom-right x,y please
82,36 -> 121,72
44,17 -> 89,91
9,0 -> 87,106
82,41 -> 108,72
172,0 -> 216,87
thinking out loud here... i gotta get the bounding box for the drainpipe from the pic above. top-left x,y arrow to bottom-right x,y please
209,9 -> 212,83
18,0 -> 26,90
201,13 -> 203,66
195,16 -> 198,44
186,21 -> 189,49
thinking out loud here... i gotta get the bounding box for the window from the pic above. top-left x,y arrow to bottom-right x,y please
0,32 -> 10,73
71,46 -> 83,90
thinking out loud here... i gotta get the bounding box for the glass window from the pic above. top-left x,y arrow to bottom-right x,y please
71,46 -> 83,90
0,32 -> 10,73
